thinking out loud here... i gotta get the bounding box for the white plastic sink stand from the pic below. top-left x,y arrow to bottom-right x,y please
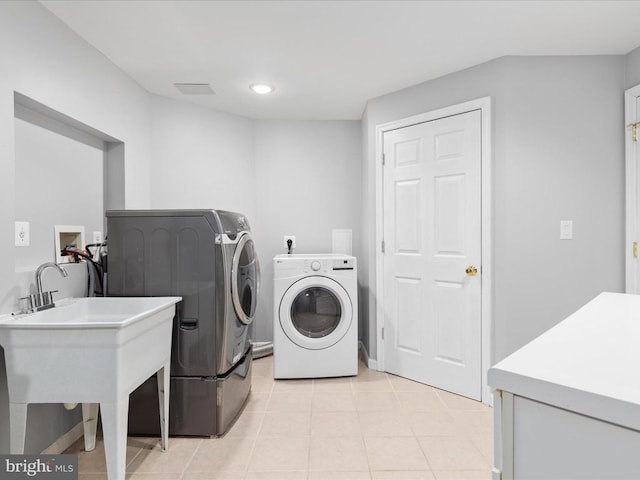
0,297 -> 180,480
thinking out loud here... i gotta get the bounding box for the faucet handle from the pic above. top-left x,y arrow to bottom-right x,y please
39,290 -> 58,306
19,294 -> 37,312
18,291 -> 58,314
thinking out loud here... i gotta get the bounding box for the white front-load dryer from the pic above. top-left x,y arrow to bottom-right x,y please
273,254 -> 358,379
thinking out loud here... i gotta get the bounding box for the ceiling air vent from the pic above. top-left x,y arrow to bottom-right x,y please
173,83 -> 215,95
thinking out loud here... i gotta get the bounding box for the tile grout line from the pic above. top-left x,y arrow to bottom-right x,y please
178,438 -> 203,480
353,374 -> 373,479
436,388 -> 494,468
244,368 -> 277,477
389,371 -> 436,477
125,441 -> 145,471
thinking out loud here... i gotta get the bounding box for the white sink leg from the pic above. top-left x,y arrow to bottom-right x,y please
8,403 -> 27,454
100,399 -> 129,480
82,403 -> 100,451
157,362 -> 170,452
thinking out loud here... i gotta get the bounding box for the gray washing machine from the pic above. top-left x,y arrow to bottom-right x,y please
106,209 -> 259,436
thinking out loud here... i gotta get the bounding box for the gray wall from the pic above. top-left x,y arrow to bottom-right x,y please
359,108 -> 372,357
0,2 -> 153,454
147,107 -> 363,343
361,55 -> 627,363
149,96 -> 256,218
145,104 -> 362,343
14,117 -> 104,272
625,45 -> 640,89
499,56 -> 625,357
253,120 -> 362,342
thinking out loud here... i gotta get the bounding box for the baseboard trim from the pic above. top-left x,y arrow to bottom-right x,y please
42,421 -> 83,454
358,341 -> 378,370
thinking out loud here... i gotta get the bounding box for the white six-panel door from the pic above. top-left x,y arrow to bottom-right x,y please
382,110 -> 482,400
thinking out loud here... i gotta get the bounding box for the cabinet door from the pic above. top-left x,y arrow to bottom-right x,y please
512,396 -> 640,479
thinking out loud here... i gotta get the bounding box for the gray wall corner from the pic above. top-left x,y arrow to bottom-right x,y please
625,44 -> 640,89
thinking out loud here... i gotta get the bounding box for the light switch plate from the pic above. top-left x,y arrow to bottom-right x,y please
560,220 -> 573,240
15,221 -> 30,247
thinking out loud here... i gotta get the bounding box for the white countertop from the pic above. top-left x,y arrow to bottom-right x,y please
488,292 -> 640,431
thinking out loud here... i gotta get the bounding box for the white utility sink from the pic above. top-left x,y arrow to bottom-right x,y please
0,296 -> 181,480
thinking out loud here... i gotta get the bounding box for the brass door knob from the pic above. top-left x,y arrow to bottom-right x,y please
465,265 -> 478,276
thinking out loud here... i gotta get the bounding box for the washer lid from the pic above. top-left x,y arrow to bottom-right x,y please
279,276 -> 352,350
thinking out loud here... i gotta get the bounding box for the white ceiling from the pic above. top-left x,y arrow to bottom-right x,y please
40,0 -> 640,120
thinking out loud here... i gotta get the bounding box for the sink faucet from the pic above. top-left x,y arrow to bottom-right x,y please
19,263 -> 68,314
36,262 -> 68,295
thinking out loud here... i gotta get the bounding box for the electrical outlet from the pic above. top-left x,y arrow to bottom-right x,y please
284,235 -> 297,250
93,231 -> 103,244
560,220 -> 573,240
15,221 -> 30,247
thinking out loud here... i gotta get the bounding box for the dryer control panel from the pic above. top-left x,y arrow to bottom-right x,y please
332,258 -> 355,270
302,257 -> 355,274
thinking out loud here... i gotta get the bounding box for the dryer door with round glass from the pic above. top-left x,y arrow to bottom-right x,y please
279,276 -> 353,350
231,233 -> 260,325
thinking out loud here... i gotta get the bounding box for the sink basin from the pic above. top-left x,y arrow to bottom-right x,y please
0,295 -> 181,480
5,296 -> 178,327
0,296 -> 181,402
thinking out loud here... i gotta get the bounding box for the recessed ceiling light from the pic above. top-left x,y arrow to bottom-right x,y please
250,84 -> 274,95
174,83 -> 215,95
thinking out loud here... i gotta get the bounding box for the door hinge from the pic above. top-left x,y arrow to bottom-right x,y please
381,240 -> 385,253
628,122 -> 640,142
382,153 -> 386,165
634,241 -> 638,259
381,327 -> 384,340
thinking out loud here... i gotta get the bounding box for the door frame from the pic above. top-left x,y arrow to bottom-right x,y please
374,97 -> 493,404
625,84 -> 640,293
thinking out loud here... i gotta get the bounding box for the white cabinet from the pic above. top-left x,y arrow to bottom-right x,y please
489,293 -> 640,479
493,392 -> 640,479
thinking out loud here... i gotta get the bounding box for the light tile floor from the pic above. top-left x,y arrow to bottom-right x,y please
67,356 -> 493,480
